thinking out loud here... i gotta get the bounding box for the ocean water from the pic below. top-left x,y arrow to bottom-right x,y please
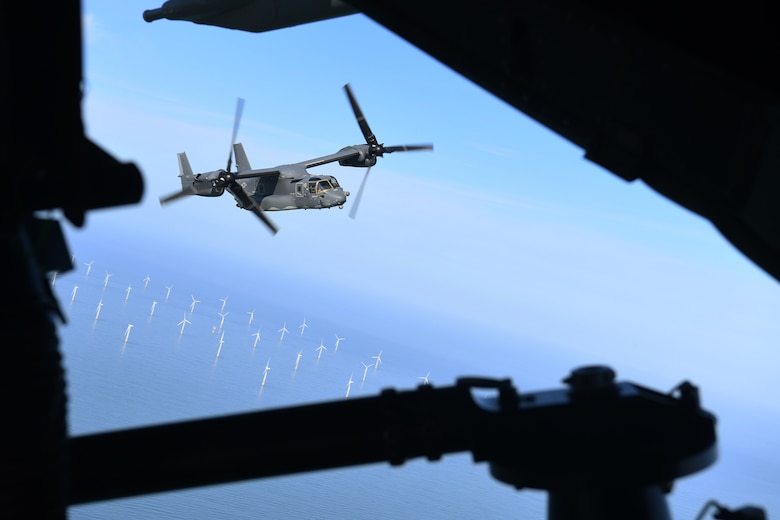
52,246 -> 778,519
54,252 -> 551,520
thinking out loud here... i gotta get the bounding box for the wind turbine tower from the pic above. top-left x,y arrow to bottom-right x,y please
217,311 -> 229,331
372,350 -> 383,370
216,332 -> 225,358
334,334 -> 345,352
178,312 -> 191,335
261,360 -> 271,386
299,318 -> 308,335
315,341 -> 327,360
360,362 -> 372,383
123,323 -> 134,343
278,322 -> 289,342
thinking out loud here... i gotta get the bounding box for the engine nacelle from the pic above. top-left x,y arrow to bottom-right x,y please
190,181 -> 224,197
188,170 -> 226,197
338,146 -> 377,168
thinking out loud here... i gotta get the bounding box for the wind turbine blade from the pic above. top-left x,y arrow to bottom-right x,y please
348,166 -> 371,220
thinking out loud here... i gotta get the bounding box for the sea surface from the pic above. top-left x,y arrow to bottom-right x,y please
54,252 -> 551,520
52,247 -> 778,519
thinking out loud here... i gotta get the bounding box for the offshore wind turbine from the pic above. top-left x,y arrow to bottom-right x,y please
71,285 -> 79,302
123,323 -> 134,343
189,295 -> 200,314
418,371 -> 431,385
177,312 -> 191,335
334,334 -> 345,352
149,300 -> 158,318
83,260 -> 94,279
219,296 -> 228,313
94,299 -> 103,320
278,321 -> 289,342
261,359 -> 271,386
103,272 -> 112,288
143,275 -> 151,289
246,309 -> 255,327
372,350 -> 383,369
164,285 -> 172,302
216,331 -> 225,358
50,271 -> 58,288
315,340 -> 327,360
217,311 -> 229,331
294,350 -> 303,371
345,374 -> 355,399
252,329 -> 261,349
360,361 -> 372,383
299,317 -> 308,335
124,284 -> 132,302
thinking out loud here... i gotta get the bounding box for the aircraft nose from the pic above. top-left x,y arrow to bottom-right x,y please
320,190 -> 347,208
332,189 -> 347,206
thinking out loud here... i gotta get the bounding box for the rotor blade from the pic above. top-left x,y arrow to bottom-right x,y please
343,84 -> 378,147
383,144 -> 434,153
348,166 -> 371,220
226,97 -> 245,172
159,188 -> 193,206
232,184 -> 278,235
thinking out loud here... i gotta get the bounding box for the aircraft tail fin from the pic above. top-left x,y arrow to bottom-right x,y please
233,143 -> 252,171
177,152 -> 195,187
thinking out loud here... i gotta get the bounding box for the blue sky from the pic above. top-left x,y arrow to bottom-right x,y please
68,2 -> 780,514
77,2 -> 778,386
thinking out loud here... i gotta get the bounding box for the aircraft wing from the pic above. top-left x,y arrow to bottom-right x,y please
143,0 -> 357,32
303,147 -> 362,169
234,167 -> 283,180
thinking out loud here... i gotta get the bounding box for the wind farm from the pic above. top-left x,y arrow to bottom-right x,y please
51,253 -> 442,415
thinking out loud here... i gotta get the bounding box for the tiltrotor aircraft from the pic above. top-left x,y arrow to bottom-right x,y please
160,84 -> 433,234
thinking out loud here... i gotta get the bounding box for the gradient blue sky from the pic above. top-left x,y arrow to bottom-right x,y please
67,2 -> 779,514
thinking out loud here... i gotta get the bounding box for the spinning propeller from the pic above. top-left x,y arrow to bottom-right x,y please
217,98 -> 279,234
343,83 -> 433,219
159,98 -> 279,235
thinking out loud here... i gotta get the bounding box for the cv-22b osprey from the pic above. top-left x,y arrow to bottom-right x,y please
160,84 -> 433,234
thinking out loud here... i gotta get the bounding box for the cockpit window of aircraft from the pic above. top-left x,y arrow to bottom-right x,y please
316,179 -> 333,192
